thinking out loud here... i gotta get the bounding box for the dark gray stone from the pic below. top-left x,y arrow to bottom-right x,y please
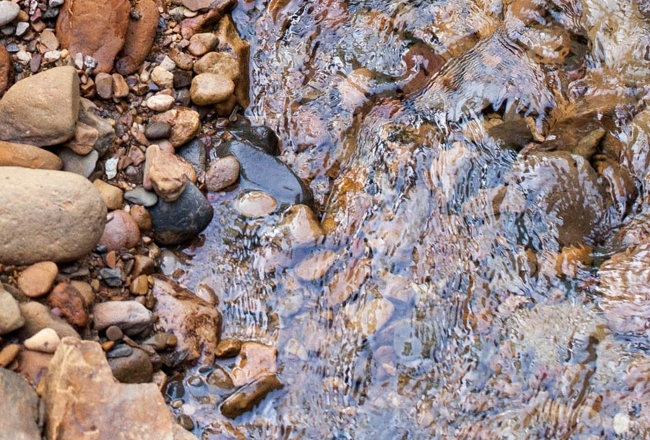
144,121 -> 172,140
108,346 -> 154,383
215,140 -> 312,206
99,268 -> 123,287
176,138 -> 207,175
148,184 -> 214,245
0,369 -> 42,440
227,125 -> 279,155
173,70 -> 193,89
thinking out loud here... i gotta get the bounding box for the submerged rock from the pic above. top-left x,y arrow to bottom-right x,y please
220,375 -> 283,419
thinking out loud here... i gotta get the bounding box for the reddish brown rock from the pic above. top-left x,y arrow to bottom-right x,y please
115,0 -> 160,75
0,141 -> 62,170
47,282 -> 89,328
152,107 -> 201,148
179,0 -> 236,39
98,209 -> 141,251
0,43 -> 13,96
17,261 -> 58,298
64,121 -> 99,155
56,0 -> 131,73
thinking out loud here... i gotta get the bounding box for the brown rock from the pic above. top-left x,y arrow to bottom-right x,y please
17,261 -> 58,298
108,346 -> 153,384
130,205 -> 153,231
56,0 -> 131,73
294,249 -> 336,281
220,375 -> 283,419
77,98 -> 116,157
0,140 -> 62,170
215,338 -> 241,358
169,48 -> 195,71
190,73 -> 235,106
144,145 -> 196,202
47,282 -> 89,328
151,66 -> 174,89
179,0 -> 236,39
327,258 -> 371,307
42,338 -> 198,440
93,179 -> 124,211
0,368 -> 42,438
0,343 -> 20,367
0,66 -> 79,147
129,274 -> 149,295
188,33 -> 218,56
115,0 -> 160,75
230,342 -> 277,387
17,302 -> 80,342
98,209 -> 141,251
152,275 -> 222,365
0,167 -> 106,265
193,51 -> 239,81
112,73 -> 129,98
132,255 -> 155,278
276,204 -> 325,249
15,349 -> 54,387
69,280 -> 94,308
206,155 -> 239,191
95,72 -> 113,99
64,121 -> 99,155
215,15 -> 250,108
152,108 -> 201,148
0,43 -> 13,96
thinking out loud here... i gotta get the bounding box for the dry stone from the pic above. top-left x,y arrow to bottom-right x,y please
0,141 -> 62,170
115,0 -> 160,75
0,369 -> 42,440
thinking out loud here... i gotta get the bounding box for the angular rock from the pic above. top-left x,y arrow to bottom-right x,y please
179,0 -> 236,39
0,167 -> 106,265
176,138 -> 207,175
149,183 -> 214,245
190,73 -> 234,106
58,148 -> 98,178
0,43 -> 13,97
115,0 -> 160,75
56,0 -> 130,73
92,300 -> 153,337
77,98 -> 116,157
220,375 -> 283,419
0,284 -> 24,335
42,338 -> 198,440
216,140 -> 312,206
17,261 -> 58,298
98,209 -> 141,251
144,145 -> 195,202
0,141 -> 62,170
0,369 -> 42,439
46,282 -> 89,328
276,204 -> 325,249
152,275 -> 222,365
0,66 -> 79,146
152,107 -> 201,148
151,66 -> 174,89
17,301 -> 80,341
112,73 -> 130,98
228,125 -> 279,156
64,121 -> 100,156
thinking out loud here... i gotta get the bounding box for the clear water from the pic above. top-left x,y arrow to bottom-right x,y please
167,1 -> 650,438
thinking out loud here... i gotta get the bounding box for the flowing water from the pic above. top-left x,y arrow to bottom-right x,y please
165,1 -> 650,438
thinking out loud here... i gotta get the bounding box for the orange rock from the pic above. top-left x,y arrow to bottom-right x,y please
0,141 -> 62,170
115,0 -> 159,75
17,261 -> 58,298
0,43 -> 13,96
47,282 -> 89,328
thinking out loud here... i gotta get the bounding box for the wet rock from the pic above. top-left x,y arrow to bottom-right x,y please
206,156 -> 239,191
125,186 -> 158,207
55,0 -> 130,73
24,328 -> 61,353
216,140 -> 312,206
58,148 -> 98,177
228,125 -> 279,156
0,369 -> 41,439
188,33 -> 218,56
152,275 -> 222,365
0,141 -> 62,170
235,191 -> 277,218
230,342 -> 277,387
349,297 -> 394,336
77,98 -> 115,157
115,0 -> 160,75
42,338 -> 198,440
18,302 -> 80,341
152,107 -> 201,148
215,338 -> 242,358
220,375 -> 283,419
93,179 -> 123,210
206,365 -> 235,390
145,122 -> 172,139
98,209 -> 141,251
190,73 -> 235,105
294,249 -> 336,281
144,145 -> 195,202
92,300 -> 153,337
142,332 -> 177,351
46,282 -> 88,328
215,15 -> 250,108
132,255 -> 156,278
176,138 -> 207,176
276,204 -> 325,249
149,183 -> 214,245
0,66 -> 79,146
17,261 -> 58,298
193,51 -> 239,81
327,258 -> 371,308
0,167 -> 106,265
0,284 -> 24,335
108,346 -> 154,384
0,1 -> 19,27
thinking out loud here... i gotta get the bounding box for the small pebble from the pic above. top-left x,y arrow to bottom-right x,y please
235,191 -> 277,218
145,121 -> 172,139
0,344 -> 20,367
105,325 -> 124,341
24,328 -> 61,353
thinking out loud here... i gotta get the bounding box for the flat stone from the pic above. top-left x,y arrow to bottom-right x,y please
56,0 -> 130,73
220,375 -> 283,419
190,73 -> 234,106
108,346 -> 153,383
0,167 -> 106,265
206,156 -> 239,192
46,282 -> 89,328
92,300 -> 153,336
179,0 -> 235,39
152,107 -> 201,148
0,284 -> 24,335
93,179 -> 123,211
0,1 -> 20,27
149,183 -> 214,245
24,327 -> 61,353
42,338 -> 198,440
0,369 -> 41,439
58,148 -> 98,178
98,209 -> 141,251
0,66 -> 79,146
215,338 -> 241,358
152,275 -> 222,365
63,121 -> 100,156
145,94 -> 175,112
216,139 -> 312,206
230,342 -> 277,387
17,261 -> 58,298
227,125 -> 279,155
124,186 -> 158,207
115,0 -> 159,75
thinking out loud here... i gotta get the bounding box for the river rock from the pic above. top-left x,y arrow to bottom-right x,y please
294,249 -> 337,281
77,98 -> 115,157
228,125 -> 279,155
56,0 -> 130,73
98,209 -> 141,251
64,122 -> 100,156
152,107 -> 201,148
93,179 -> 123,210
206,156 -> 239,192
42,338 -> 198,440
151,66 -> 174,89
220,375 -> 283,419
145,94 -> 176,112
149,183 -> 214,245
179,0 -> 235,39
275,204 -> 325,249
0,369 -> 42,439
108,346 -> 154,384
115,0 -> 160,75
0,43 -> 12,96
145,122 -> 172,140
125,186 -> 158,207
92,300 -> 153,337
235,191 -> 277,218
0,344 -> 20,367
0,66 -> 79,146
24,328 -> 61,353
152,275 -> 222,365
194,51 -> 240,81
0,284 -> 24,335
46,282 -> 88,328
0,141 -> 62,170
17,301 -> 80,340
58,148 -> 99,177
95,72 -> 113,99
216,139 -> 312,206
0,1 -> 19,27
17,261 -> 58,298
190,73 -> 235,106
188,32 -> 218,56
144,145 -> 195,202
0,167 -> 106,265
230,342 -> 277,387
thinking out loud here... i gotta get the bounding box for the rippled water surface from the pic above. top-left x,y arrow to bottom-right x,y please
166,0 -> 650,438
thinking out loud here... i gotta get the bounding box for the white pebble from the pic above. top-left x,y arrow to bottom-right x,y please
613,412 -> 631,435
15,22 -> 29,36
159,55 -> 176,71
105,157 -> 119,180
24,328 -> 61,353
145,94 -> 175,112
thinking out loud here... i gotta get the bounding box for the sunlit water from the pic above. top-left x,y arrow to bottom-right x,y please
166,1 -> 650,438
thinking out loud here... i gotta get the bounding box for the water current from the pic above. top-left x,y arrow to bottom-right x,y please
165,1 -> 650,438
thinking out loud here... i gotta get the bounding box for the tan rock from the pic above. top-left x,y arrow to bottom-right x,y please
169,48 -> 195,71
349,297 -> 394,336
152,107 -> 201,148
112,73 -> 129,98
17,261 -> 58,298
40,29 -> 60,51
0,285 -> 24,335
69,280 -> 94,308
235,191 -> 277,218
276,204 -> 325,248
215,15 -> 250,108
179,0 -> 236,39
93,179 -> 123,211
98,209 -> 141,251
0,66 -> 79,146
56,0 -> 130,73
129,274 -> 149,295
294,249 -> 336,281
327,258 -> 371,307
190,73 -> 235,106
130,205 -> 153,232
77,98 -> 116,157
151,66 -> 174,89
115,0 -> 160,75
15,349 -> 54,387
92,301 -> 153,336
0,141 -> 62,170
230,342 -> 277,387
188,33 -> 218,56
17,302 -> 80,342
206,155 -> 239,192
152,275 -> 222,365
42,338 -> 198,440
144,145 -> 196,202
64,121 -> 99,155
145,94 -> 176,112
95,72 -> 113,99
220,375 -> 283,419
0,167 -> 106,265
193,51 -> 240,80
0,343 -> 20,367
24,328 -> 61,353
